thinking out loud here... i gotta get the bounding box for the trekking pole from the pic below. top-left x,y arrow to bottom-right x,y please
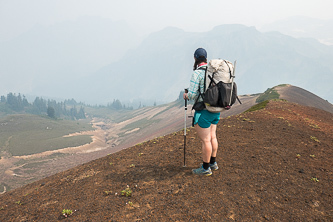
183,89 -> 188,167
229,60 -> 237,106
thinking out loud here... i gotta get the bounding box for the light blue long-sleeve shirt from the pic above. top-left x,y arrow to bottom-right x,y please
187,64 -> 207,102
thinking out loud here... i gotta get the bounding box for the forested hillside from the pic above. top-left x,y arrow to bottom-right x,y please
0,93 -> 85,120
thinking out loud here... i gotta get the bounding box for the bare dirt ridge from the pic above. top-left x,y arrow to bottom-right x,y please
275,84 -> 333,114
0,100 -> 332,221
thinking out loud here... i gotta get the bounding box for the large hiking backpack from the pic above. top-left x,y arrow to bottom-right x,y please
194,59 -> 241,113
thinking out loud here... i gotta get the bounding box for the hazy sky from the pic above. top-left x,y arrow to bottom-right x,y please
1,0 -> 333,41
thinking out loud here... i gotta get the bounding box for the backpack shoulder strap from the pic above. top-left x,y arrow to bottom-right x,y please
196,66 -> 208,92
193,66 -> 207,107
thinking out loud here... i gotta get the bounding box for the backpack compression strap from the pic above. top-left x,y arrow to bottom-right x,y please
224,60 -> 233,80
225,60 -> 242,106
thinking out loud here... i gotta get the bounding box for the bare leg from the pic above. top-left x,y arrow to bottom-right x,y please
210,124 -> 218,158
195,124 -> 212,163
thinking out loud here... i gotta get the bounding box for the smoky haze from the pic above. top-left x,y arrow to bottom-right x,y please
1,0 -> 333,41
1,0 -> 333,104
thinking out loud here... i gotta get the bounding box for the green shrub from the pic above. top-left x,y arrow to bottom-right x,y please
256,88 -> 280,103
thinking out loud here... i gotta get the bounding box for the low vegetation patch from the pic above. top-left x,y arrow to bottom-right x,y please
243,100 -> 270,113
121,186 -> 132,197
62,209 -> 73,217
256,87 -> 280,103
310,136 -> 320,143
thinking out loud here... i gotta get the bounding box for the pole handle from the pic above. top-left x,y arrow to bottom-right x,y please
184,88 -> 188,106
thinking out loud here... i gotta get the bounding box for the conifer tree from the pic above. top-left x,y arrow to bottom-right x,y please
111,99 -> 122,110
0,95 -> 6,103
77,106 -> 86,119
47,106 -> 56,119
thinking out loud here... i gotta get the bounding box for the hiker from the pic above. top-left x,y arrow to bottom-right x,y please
183,48 -> 220,176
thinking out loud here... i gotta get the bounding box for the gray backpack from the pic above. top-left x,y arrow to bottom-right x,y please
193,59 -> 241,113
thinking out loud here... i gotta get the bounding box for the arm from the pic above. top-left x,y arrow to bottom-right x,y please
184,70 -> 200,100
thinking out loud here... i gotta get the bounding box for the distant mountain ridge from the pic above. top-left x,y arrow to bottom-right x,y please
80,24 -> 333,104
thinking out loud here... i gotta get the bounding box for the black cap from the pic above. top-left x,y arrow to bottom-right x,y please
194,48 -> 207,59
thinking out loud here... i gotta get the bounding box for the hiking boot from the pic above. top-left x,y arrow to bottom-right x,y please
192,166 -> 212,176
210,162 -> 219,171
200,162 -> 219,171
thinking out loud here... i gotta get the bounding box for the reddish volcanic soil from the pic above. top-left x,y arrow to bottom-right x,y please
0,100 -> 332,221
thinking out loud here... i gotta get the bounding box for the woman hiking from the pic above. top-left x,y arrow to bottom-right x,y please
183,48 -> 220,176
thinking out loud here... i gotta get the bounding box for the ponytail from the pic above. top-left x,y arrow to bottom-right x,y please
193,57 -> 207,70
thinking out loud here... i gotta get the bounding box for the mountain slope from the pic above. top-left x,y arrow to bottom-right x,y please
81,24 -> 333,104
0,100 -> 332,221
